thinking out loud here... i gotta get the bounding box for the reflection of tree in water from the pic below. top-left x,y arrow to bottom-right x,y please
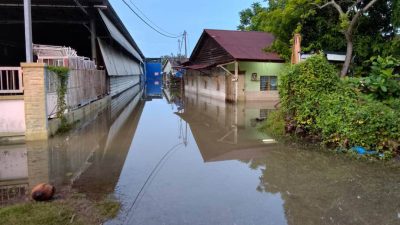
241,147 -> 400,225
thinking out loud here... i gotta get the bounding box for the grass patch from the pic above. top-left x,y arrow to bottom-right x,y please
0,192 -> 121,225
0,201 -> 83,225
96,198 -> 121,219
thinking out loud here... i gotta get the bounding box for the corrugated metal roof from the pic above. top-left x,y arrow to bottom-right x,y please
202,29 -> 283,62
98,39 -> 141,76
99,9 -> 143,63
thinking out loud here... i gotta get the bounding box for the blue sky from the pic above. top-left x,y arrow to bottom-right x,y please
109,0 -> 258,58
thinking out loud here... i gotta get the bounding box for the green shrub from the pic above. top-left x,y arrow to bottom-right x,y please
259,109 -> 285,137
276,54 -> 400,158
383,97 -> 400,110
349,56 -> 400,100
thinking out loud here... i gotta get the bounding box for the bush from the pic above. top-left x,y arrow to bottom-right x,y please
349,56 -> 400,100
259,109 -> 285,137
277,53 -> 400,158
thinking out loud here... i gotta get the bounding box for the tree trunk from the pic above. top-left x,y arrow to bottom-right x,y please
340,33 -> 353,77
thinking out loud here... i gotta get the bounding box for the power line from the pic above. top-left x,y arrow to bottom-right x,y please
122,0 -> 182,38
128,0 -> 179,37
123,142 -> 184,224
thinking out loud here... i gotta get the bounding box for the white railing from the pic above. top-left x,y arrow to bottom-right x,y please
0,67 -> 23,94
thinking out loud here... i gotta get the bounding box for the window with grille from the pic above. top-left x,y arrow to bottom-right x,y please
260,76 -> 278,91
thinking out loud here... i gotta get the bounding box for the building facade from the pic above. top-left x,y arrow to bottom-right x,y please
184,29 -> 285,102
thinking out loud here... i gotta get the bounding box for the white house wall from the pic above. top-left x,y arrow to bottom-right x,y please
185,70 -> 226,101
0,100 -> 25,135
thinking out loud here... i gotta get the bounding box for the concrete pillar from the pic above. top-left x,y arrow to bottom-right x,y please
90,19 -> 97,64
291,34 -> 302,64
21,63 -> 49,140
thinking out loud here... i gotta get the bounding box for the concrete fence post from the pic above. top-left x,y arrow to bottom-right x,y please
21,63 -> 49,140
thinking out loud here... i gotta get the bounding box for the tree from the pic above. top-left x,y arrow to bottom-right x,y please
237,2 -> 266,31
238,0 -> 399,76
393,0 -> 400,28
314,0 -> 381,77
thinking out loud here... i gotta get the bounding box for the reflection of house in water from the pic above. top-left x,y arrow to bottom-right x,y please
0,89 -> 144,204
0,145 -> 28,204
177,93 -> 278,163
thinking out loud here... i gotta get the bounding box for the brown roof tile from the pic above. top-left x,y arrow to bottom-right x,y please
204,29 -> 283,62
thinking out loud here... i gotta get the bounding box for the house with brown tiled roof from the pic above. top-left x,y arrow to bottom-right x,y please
183,29 -> 285,102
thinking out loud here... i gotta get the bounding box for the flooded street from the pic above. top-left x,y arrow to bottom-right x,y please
1,87 -> 400,225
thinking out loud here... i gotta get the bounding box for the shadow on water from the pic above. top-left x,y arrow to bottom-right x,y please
1,84 -> 400,225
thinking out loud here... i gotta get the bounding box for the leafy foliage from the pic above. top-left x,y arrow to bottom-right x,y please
258,109 -> 285,136
278,54 -> 400,158
48,66 -> 69,118
237,2 -> 266,31
48,66 -> 71,133
348,56 -> 400,99
238,0 -> 400,66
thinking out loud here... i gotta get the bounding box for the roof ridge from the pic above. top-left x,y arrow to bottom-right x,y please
204,29 -> 269,34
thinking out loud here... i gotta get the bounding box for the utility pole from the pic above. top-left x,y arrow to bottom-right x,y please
183,30 -> 187,58
24,0 -> 33,62
178,39 -> 181,57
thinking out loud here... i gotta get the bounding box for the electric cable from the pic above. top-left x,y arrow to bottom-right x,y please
122,142 -> 184,225
122,0 -> 183,38
128,0 -> 180,37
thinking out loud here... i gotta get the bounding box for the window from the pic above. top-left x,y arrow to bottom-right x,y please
204,80 -> 207,89
216,79 -> 220,91
191,78 -> 194,86
260,109 -> 270,118
260,76 -> 278,91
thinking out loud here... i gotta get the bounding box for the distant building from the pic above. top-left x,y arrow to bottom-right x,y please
162,57 -> 188,88
291,34 -> 346,65
145,58 -> 163,99
183,29 -> 285,102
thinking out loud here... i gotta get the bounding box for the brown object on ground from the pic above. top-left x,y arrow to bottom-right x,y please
31,183 -> 55,201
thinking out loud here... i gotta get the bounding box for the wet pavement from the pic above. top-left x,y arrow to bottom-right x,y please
1,88 -> 400,225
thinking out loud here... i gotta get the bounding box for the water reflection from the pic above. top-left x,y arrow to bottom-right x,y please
0,145 -> 28,204
111,92 -> 400,225
1,87 -> 400,225
247,150 -> 400,225
178,92 -> 277,162
0,88 -> 144,205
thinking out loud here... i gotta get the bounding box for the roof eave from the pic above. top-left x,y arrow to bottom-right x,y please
235,58 -> 285,63
103,1 -> 145,59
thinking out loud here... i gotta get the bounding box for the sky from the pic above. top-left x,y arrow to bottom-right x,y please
109,0 -> 258,58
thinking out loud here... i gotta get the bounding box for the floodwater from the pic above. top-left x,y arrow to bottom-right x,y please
1,86 -> 400,225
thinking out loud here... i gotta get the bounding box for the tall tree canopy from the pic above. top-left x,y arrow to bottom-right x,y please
238,0 -> 400,76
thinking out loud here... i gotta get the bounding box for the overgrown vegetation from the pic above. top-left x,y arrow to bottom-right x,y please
258,109 -> 285,137
48,66 -> 72,133
266,54 -> 400,159
239,1 -> 400,160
